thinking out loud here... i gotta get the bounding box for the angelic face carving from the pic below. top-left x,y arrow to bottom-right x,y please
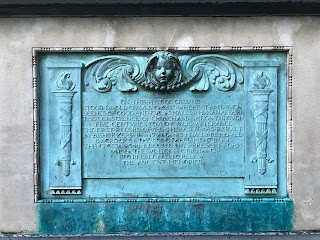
146,51 -> 181,91
155,57 -> 174,85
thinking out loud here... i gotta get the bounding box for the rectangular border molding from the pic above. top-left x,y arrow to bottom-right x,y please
32,46 -> 293,202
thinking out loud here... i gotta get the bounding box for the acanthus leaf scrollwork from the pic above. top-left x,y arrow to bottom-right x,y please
184,55 -> 243,92
85,56 -> 144,92
84,51 -> 244,92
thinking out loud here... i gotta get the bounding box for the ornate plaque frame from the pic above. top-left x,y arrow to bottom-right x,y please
33,46 -> 293,233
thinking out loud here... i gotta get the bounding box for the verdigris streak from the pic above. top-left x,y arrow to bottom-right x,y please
37,50 -> 291,233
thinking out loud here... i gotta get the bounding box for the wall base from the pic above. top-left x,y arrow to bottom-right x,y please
37,200 -> 293,234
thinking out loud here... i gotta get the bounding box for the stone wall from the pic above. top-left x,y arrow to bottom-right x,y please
0,16 -> 319,233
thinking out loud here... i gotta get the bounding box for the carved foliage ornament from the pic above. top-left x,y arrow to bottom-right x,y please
85,51 -> 243,92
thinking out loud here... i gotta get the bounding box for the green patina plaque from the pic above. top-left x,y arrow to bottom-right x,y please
35,49 -> 292,233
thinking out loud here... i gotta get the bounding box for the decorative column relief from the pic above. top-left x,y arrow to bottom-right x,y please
47,62 -> 83,195
243,61 -> 279,196
250,72 -> 274,175
53,72 -> 77,177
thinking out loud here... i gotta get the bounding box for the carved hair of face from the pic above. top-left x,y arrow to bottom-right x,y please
146,52 -> 181,89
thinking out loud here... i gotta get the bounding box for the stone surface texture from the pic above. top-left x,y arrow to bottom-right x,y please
0,16 -> 318,233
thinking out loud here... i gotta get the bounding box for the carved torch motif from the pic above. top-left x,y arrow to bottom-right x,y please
250,72 -> 273,175
53,72 -> 76,176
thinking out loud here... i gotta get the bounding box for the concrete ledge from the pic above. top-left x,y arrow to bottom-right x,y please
1,232 -> 320,239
